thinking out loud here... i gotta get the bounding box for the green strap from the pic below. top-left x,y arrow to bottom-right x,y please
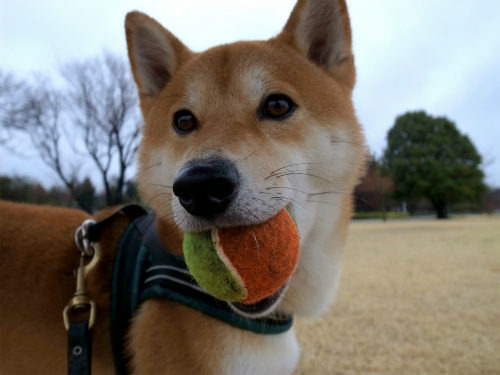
140,286 -> 293,335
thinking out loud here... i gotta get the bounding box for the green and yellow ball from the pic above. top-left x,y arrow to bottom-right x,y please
183,208 -> 300,304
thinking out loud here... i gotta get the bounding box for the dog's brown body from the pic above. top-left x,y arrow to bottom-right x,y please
0,201 -> 257,374
0,0 -> 366,373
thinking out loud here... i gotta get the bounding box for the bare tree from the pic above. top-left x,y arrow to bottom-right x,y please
62,53 -> 141,205
0,53 -> 142,212
0,70 -> 28,145
1,73 -> 95,212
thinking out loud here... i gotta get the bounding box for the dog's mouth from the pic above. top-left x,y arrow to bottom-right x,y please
180,198 -> 297,319
228,281 -> 289,319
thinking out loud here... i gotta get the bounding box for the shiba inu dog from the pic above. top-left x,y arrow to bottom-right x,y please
0,0 -> 366,373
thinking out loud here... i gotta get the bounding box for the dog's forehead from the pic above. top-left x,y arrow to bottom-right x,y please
172,42 -> 298,111
156,40 -> 351,127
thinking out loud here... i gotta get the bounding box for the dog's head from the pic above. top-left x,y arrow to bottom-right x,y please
126,0 -> 366,316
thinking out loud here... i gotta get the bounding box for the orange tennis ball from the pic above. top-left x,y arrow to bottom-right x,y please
184,208 -> 300,304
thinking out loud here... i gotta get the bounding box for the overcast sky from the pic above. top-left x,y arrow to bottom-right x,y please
1,0 -> 499,187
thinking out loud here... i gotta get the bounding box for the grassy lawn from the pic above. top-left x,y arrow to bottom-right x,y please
294,215 -> 500,375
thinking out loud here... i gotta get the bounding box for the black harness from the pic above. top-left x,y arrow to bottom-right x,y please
71,205 -> 293,374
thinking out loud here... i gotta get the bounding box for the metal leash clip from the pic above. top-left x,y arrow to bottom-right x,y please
64,220 -> 100,330
75,219 -> 97,257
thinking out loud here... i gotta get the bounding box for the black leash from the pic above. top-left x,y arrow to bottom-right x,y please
65,205 -> 146,375
67,322 -> 92,375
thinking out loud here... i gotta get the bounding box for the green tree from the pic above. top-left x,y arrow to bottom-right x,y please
383,111 -> 486,219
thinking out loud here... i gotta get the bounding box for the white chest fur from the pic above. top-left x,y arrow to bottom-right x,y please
223,329 -> 300,375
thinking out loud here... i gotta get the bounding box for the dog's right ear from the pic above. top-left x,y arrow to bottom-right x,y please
275,0 -> 355,89
125,11 -> 193,105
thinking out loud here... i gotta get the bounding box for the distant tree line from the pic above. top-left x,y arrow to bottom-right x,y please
0,175 -> 140,211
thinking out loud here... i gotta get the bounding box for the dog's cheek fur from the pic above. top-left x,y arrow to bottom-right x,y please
274,118 -> 366,316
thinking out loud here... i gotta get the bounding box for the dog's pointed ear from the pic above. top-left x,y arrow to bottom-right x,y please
275,0 -> 355,89
125,11 -> 193,102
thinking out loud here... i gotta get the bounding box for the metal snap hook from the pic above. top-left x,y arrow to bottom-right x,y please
75,219 -> 97,257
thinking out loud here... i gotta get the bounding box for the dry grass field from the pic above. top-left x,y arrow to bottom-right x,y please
294,215 -> 500,375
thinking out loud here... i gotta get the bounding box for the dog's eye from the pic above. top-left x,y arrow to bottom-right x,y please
262,94 -> 295,119
173,110 -> 198,134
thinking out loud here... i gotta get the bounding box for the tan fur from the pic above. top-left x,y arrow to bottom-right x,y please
0,0 -> 366,373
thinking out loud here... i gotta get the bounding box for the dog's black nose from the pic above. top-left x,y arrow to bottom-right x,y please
173,158 -> 239,218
